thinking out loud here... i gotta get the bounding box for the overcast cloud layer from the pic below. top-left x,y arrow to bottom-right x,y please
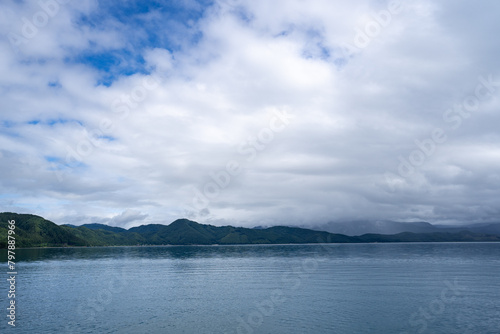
1,0 -> 499,229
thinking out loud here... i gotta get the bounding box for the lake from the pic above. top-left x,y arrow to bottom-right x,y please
1,243 -> 499,333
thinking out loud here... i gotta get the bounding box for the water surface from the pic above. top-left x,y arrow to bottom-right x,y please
1,243 -> 499,333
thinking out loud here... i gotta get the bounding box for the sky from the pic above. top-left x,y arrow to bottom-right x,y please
0,0 -> 499,229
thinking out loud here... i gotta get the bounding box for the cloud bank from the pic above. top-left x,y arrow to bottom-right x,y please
1,0 -> 499,228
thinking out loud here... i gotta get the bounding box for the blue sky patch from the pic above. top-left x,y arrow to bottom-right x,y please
45,156 -> 61,163
47,119 -> 83,127
45,155 -> 88,170
48,81 -> 62,88
1,120 -> 16,128
98,135 -> 116,142
26,119 -> 84,127
70,0 -> 214,85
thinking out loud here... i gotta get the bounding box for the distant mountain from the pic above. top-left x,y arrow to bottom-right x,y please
0,213 -> 348,248
64,223 -> 128,233
127,218 -> 354,245
355,230 -> 500,243
436,223 -> 500,236
1,212 -> 500,249
309,220 -> 439,235
311,220 -> 500,236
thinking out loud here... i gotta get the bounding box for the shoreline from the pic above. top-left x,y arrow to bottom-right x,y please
2,240 -> 500,250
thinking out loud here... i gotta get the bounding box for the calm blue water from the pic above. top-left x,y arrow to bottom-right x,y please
1,243 -> 499,333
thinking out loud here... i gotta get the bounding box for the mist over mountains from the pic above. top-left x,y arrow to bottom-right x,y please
309,220 -> 500,236
1,212 -> 500,249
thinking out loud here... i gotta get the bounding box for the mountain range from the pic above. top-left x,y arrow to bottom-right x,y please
309,220 -> 500,236
1,212 -> 500,249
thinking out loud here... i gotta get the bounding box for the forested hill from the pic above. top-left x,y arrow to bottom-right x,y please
1,212 -> 500,249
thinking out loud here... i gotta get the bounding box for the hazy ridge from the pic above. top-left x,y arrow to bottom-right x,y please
1,212 -> 500,249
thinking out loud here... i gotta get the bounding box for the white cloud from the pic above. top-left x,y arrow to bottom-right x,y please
1,0 -> 499,228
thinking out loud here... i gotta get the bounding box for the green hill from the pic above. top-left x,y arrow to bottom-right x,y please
0,213 -> 87,248
1,212 -> 500,249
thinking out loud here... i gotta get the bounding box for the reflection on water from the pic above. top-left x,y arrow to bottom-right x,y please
7,242 -> 500,263
8,243 -> 342,262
